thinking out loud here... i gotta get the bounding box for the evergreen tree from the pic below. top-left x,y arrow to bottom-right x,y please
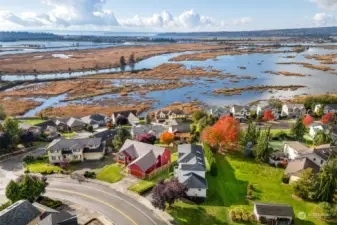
253,126 -> 272,162
5,180 -> 20,202
314,156 -> 337,203
292,168 -> 315,200
120,56 -> 126,66
2,117 -> 22,149
291,117 -> 306,141
314,130 -> 331,145
129,53 -> 135,65
145,114 -> 152,124
242,121 -> 260,147
0,104 -> 6,120
113,128 -> 131,150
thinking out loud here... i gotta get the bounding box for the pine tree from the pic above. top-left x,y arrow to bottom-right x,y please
253,126 -> 272,162
291,117 -> 306,141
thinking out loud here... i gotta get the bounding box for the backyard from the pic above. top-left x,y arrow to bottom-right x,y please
167,153 -> 326,225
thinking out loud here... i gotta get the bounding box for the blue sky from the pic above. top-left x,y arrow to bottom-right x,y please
0,0 -> 336,32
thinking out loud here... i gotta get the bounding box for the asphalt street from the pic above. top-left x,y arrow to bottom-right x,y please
46,179 -> 168,225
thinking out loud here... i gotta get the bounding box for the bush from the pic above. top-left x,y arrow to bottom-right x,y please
23,155 -> 35,164
230,208 -> 253,223
0,201 -> 11,211
38,196 -> 63,209
87,125 -> 94,132
271,131 -> 293,141
84,171 -> 96,178
282,174 -> 290,184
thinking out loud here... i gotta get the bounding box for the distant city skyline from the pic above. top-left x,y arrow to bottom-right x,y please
0,0 -> 337,32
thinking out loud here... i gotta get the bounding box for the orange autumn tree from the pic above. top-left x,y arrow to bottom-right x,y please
263,110 -> 275,121
201,116 -> 240,152
160,132 -> 175,145
322,112 -> 333,125
302,114 -> 313,126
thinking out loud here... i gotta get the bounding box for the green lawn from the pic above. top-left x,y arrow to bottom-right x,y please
96,164 -> 124,183
18,119 -> 46,125
167,153 -> 327,225
25,161 -> 62,174
128,168 -> 173,194
60,132 -> 77,139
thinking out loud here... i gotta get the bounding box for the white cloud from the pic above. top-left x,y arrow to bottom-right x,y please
313,12 -> 337,25
233,17 -> 252,25
312,0 -> 337,11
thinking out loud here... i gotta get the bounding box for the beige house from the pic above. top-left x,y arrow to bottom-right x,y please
47,138 -> 105,163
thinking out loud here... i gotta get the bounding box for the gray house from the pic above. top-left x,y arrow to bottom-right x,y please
0,200 -> 41,225
253,202 -> 295,225
323,104 -> 337,114
81,114 -> 110,128
174,144 -> 208,198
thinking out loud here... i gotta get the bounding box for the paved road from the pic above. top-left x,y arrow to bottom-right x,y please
46,179 -> 167,225
0,146 -> 46,199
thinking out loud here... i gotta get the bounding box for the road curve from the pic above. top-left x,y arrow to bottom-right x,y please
45,179 -> 167,225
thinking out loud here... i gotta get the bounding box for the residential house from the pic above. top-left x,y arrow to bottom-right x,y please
117,140 -> 171,178
155,110 -> 186,123
208,106 -> 231,118
81,114 -> 110,128
93,129 -> 117,147
33,202 -> 78,225
35,119 -> 57,131
312,144 -> 337,165
55,117 -> 86,132
19,123 -> 42,136
230,105 -> 251,118
281,103 -> 306,118
174,144 -> 208,198
168,120 -> 192,142
0,200 -> 41,225
131,124 -> 167,139
314,104 -> 322,114
44,126 -> 59,140
285,157 -> 321,183
47,138 -> 105,163
253,202 -> 295,225
331,125 -> 337,145
309,123 -> 326,138
256,102 -> 280,119
112,110 -> 139,125
323,104 -> 337,114
283,142 -> 312,160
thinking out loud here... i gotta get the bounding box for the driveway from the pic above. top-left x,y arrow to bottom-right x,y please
46,178 -> 168,225
0,146 -> 46,202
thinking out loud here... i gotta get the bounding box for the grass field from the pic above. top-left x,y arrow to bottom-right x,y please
167,153 -> 327,225
96,164 -> 124,183
25,161 -> 62,174
60,132 -> 77,139
18,119 -> 46,125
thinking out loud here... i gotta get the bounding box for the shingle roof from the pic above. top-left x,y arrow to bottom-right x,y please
112,110 -> 138,118
169,120 -> 191,133
0,200 -> 41,225
254,202 -> 294,218
93,129 -> 117,141
285,141 -> 312,154
178,144 -> 206,171
38,211 -> 78,225
47,138 -> 102,151
285,157 -> 320,176
314,145 -> 337,161
285,103 -> 305,109
180,172 -> 207,189
324,104 -> 337,110
67,117 -> 86,128
232,105 -> 251,112
119,140 -> 167,171
131,124 -> 166,137
35,120 -> 57,130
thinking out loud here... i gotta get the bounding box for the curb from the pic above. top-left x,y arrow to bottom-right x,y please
47,175 -> 174,225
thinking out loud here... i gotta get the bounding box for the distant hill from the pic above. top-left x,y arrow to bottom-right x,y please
157,26 -> 337,38
0,31 -> 59,42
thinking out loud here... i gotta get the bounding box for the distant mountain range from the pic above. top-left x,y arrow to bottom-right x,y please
156,26 -> 337,38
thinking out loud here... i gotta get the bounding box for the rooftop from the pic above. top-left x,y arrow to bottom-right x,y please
47,138 -> 102,151
0,200 -> 41,225
285,141 -> 312,154
285,157 -> 320,176
254,202 -> 294,218
178,144 -> 206,171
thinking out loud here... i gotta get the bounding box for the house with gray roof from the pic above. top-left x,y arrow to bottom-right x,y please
112,110 -> 139,125
253,202 -> 294,224
131,124 -> 167,139
155,110 -> 187,123
207,106 -> 231,118
0,200 -> 41,225
47,137 -> 105,163
174,144 -> 208,198
230,105 -> 251,118
117,140 -> 171,178
285,157 -> 321,183
54,117 -> 87,132
323,104 -> 337,114
281,103 -> 306,118
168,120 -> 191,133
81,114 -> 110,128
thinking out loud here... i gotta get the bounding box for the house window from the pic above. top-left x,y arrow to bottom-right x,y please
313,158 -> 316,161
321,160 -> 324,164
73,155 -> 78,160
198,189 -> 201,191
51,156 -> 56,160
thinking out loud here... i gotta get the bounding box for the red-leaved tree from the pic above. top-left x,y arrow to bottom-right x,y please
201,116 -> 240,152
263,110 -> 275,121
322,112 -> 333,125
302,114 -> 313,126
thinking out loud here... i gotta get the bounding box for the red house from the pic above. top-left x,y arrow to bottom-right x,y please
117,139 -> 171,178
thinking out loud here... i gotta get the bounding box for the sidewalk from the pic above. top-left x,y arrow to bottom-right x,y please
48,174 -> 174,224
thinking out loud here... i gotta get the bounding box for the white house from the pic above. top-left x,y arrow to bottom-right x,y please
314,104 -> 322,114
230,105 -> 251,118
283,141 -> 312,160
309,123 -> 325,138
208,106 -> 231,118
47,138 -> 105,163
174,144 -> 208,198
281,103 -> 306,118
155,110 -> 186,123
256,103 -> 280,120
253,202 -> 294,224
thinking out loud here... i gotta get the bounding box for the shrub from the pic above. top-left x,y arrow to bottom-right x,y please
84,171 -> 96,178
87,125 -> 94,132
271,131 -> 293,141
210,163 -> 218,176
38,196 -> 63,209
282,174 -> 290,184
23,155 -> 35,164
230,208 -> 253,223
0,201 -> 11,211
